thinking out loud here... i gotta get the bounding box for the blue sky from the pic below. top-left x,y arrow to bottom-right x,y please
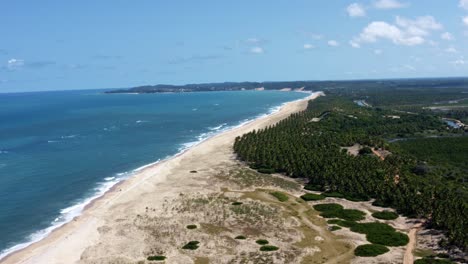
1,0 -> 468,92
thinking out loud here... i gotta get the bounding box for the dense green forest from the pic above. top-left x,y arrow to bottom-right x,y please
233,90 -> 468,251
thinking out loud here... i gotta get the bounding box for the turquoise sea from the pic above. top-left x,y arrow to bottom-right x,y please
0,89 -> 308,258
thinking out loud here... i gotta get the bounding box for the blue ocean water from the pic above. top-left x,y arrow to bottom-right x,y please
0,89 -> 307,257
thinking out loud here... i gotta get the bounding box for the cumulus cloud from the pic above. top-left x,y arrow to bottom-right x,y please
445,46 -> 458,53
460,0 -> 468,10
351,16 -> 443,47
374,49 -> 383,55
463,16 -> 468,26
328,40 -> 340,47
451,57 -> 466,65
303,43 -> 315,49
7,58 -> 24,70
347,3 -> 366,17
374,0 -> 407,9
441,32 -> 454,40
249,47 -> 264,54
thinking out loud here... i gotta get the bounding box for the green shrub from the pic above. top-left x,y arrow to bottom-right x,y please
147,255 -> 166,261
344,194 -> 370,202
232,202 -> 243,206
314,203 -> 344,212
330,225 -> 342,231
322,192 -> 345,198
372,199 -> 392,207
186,224 -> 197,229
260,245 -> 279,251
256,239 -> 269,245
372,211 -> 399,220
313,203 -> 365,221
270,191 -> 289,202
354,244 -> 389,257
350,222 -> 409,246
182,241 -> 200,250
304,184 -> 323,192
414,258 -> 454,264
235,235 -> 246,240
301,193 -> 325,201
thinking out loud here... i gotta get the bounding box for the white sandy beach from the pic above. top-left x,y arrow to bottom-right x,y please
1,92 -> 322,264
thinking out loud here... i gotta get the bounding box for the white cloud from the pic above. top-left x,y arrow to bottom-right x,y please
347,3 -> 366,17
303,43 -> 315,49
350,40 -> 361,48
441,32 -> 454,41
249,47 -> 264,54
374,49 -> 383,55
460,0 -> 468,10
328,40 -> 340,47
451,57 -> 466,65
463,16 -> 468,26
445,46 -> 458,53
373,0 -> 407,9
352,16 -> 443,47
7,58 -> 24,70
396,16 -> 443,36
353,21 -> 424,46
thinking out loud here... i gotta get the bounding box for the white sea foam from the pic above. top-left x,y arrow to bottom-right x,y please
0,171 -> 129,261
0,150 -> 8,154
47,140 -> 58,143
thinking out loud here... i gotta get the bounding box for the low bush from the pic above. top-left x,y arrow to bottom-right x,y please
260,245 -> 279,251
232,202 -> 243,206
414,258 -> 454,264
270,191 -> 289,202
354,244 -> 389,257
255,239 -> 269,245
344,194 -> 370,202
372,199 -> 392,207
147,255 -> 166,261
186,224 -> 197,229
189,170 -> 197,173
304,184 -> 324,192
330,225 -> 342,231
350,222 -> 409,247
314,203 -> 344,211
372,211 -> 399,220
235,235 -> 246,240
322,192 -> 345,198
314,203 -> 365,221
301,193 -> 325,201
182,241 -> 200,250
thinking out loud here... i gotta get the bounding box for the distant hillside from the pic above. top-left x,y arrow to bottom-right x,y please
106,77 -> 468,94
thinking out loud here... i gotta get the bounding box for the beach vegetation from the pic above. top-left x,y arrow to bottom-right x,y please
147,255 -> 166,261
329,225 -> 342,231
231,201 -> 243,206
259,245 -> 279,251
354,244 -> 389,257
372,211 -> 399,220
313,203 -> 365,221
182,241 -> 200,250
300,193 -> 325,201
255,239 -> 269,245
186,224 -> 197,229
235,235 -> 246,239
270,191 -> 289,202
233,91 -> 467,250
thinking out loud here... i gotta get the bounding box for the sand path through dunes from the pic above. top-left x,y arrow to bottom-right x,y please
404,222 -> 423,264
0,92 -> 323,264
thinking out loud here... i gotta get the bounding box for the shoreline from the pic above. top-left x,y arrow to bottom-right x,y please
0,91 -> 322,264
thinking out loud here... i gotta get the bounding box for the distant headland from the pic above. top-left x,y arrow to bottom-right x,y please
106,77 -> 468,94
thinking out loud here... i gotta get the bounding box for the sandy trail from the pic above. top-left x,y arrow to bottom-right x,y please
404,222 -> 423,264
0,92 -> 322,264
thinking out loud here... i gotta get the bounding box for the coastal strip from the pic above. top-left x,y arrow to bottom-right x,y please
0,92 -> 322,264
